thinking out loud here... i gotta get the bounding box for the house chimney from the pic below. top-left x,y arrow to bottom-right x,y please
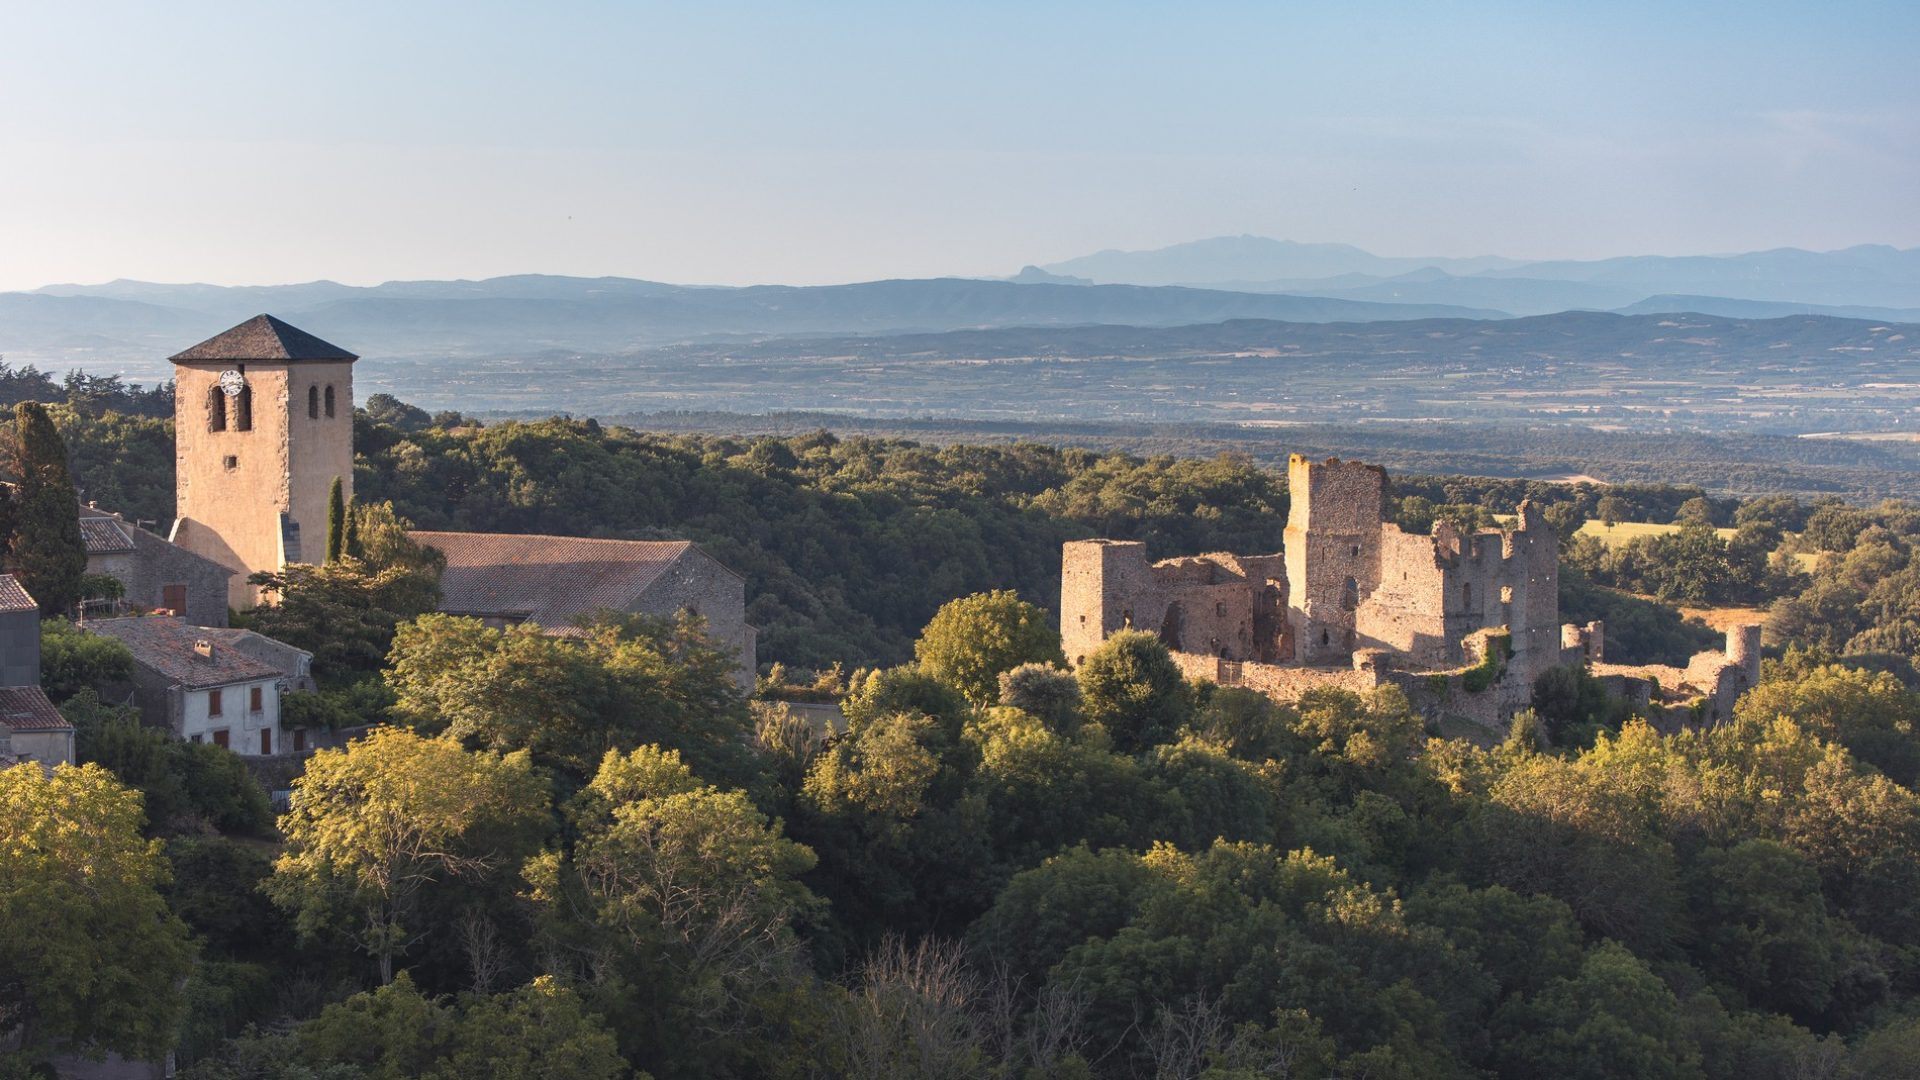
193,639 -> 215,660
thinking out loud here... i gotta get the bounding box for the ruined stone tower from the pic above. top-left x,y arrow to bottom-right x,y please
168,315 -> 357,609
1283,456 -> 1386,665
1061,539 -> 1155,667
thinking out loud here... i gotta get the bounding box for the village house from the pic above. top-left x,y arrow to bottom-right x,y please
0,575 -> 75,767
79,504 -> 235,626
84,616 -> 309,756
413,531 -> 758,688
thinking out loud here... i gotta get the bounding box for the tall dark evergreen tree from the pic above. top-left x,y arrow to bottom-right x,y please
10,401 -> 87,614
325,476 -> 345,563
341,493 -> 360,560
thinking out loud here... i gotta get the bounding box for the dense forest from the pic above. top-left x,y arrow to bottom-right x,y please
10,376 -> 1920,1078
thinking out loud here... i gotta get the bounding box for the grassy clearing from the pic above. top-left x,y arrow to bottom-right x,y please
1576,520 -> 1738,547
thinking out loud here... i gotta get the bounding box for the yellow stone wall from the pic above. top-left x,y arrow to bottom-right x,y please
172,359 -> 354,608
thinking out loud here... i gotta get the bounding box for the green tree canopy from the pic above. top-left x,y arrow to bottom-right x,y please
912,590 -> 1064,707
0,763 -> 193,1067
1076,629 -> 1190,754
386,612 -> 752,783
8,400 -> 88,613
267,728 -> 549,983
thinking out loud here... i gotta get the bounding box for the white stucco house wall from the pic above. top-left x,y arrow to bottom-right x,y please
84,616 -> 307,756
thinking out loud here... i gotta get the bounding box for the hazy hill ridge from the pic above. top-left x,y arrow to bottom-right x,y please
1036,237 -> 1920,313
4,275 -> 1499,370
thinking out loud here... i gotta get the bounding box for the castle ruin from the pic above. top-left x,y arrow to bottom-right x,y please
1062,456 -> 1762,731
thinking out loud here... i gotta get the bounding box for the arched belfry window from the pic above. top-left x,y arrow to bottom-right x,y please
207,384 -> 227,432
324,385 -> 336,418
234,382 -> 252,431
308,385 -> 320,419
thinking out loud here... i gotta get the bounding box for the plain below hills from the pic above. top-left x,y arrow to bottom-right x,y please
342,310 -> 1920,460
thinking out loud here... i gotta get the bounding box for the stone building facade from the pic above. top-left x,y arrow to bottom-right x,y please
85,616 -> 299,757
1063,455 -> 1756,732
168,315 -> 357,609
80,505 -> 234,627
155,315 -> 759,687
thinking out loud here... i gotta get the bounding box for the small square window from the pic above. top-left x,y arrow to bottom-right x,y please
223,455 -> 238,471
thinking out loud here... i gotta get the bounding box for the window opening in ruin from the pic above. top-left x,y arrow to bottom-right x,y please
308,385 -> 320,419
1351,543 -> 1360,557
1462,583 -> 1473,608
207,385 -> 226,432
1079,614 -> 1086,625
1320,629 -> 1330,647
325,385 -> 336,418
1121,608 -> 1133,628
223,455 -> 238,471
1160,603 -> 1184,651
1340,576 -> 1358,612
1215,601 -> 1226,617
1500,586 -> 1513,605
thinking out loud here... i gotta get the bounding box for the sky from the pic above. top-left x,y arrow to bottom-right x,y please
1,0 -> 1916,291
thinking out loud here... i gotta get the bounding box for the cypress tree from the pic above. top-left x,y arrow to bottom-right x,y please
10,402 -> 87,614
341,494 -> 361,560
325,476 -> 345,563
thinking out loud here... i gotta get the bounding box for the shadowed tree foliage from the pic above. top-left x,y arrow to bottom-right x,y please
8,401 -> 89,613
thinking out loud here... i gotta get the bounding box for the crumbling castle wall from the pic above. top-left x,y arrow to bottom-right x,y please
1284,456 -> 1386,665
1063,456 -> 1575,728
1052,456 -> 1784,739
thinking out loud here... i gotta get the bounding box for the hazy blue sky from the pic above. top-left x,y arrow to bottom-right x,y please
2,1 -> 1915,290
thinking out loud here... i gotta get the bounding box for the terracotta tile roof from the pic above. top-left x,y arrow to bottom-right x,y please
84,617 -> 284,690
79,516 -> 137,555
411,531 -> 697,632
170,314 -> 357,363
0,575 -> 35,613
0,686 -> 71,733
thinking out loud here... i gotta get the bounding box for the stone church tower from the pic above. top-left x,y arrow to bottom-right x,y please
167,315 -> 357,609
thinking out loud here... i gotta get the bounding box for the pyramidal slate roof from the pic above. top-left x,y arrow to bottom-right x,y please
170,314 -> 357,363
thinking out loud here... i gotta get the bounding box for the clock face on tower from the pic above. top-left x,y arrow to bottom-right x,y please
218,369 -> 246,398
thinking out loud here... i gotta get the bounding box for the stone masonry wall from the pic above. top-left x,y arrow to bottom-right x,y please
1284,456 -> 1387,665
172,358 -> 353,609
1065,457 -> 1567,734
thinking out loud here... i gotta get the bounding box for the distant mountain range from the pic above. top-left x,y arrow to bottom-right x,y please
1033,236 -> 1920,315
8,238 -> 1920,379
1,276 -> 1499,375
